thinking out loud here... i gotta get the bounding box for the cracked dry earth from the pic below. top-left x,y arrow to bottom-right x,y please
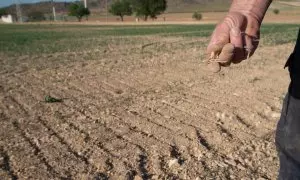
0,36 -> 293,179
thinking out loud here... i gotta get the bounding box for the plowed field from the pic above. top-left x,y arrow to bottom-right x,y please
0,24 -> 299,179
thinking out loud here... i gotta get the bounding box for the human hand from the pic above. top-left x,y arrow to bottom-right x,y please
206,0 -> 271,72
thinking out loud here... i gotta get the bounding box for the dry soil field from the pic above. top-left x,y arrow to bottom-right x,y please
0,24 -> 299,180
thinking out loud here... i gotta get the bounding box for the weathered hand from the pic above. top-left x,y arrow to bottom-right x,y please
206,0 -> 271,72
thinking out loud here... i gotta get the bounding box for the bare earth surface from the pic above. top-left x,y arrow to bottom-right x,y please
0,35 -> 294,179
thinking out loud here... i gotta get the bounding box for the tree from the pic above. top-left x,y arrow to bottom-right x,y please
131,0 -> 167,21
109,0 -> 132,21
192,11 -> 202,20
0,8 -> 8,17
68,3 -> 90,22
28,11 -> 46,22
273,9 -> 280,15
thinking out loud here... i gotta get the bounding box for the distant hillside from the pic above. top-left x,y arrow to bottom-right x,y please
3,1 -> 72,17
2,0 -> 299,17
87,0 -> 231,13
165,0 -> 231,13
85,0 -> 300,13
2,0 -> 231,16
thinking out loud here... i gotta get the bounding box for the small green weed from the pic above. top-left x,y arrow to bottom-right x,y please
45,95 -> 63,103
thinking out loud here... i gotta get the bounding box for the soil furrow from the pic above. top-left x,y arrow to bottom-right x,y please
0,148 -> 19,180
11,120 -> 67,178
0,120 -> 58,179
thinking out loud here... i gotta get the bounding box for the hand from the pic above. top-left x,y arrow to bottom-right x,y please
207,12 -> 260,63
206,0 -> 271,72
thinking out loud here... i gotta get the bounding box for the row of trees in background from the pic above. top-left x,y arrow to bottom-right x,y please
109,0 -> 167,21
1,0 -> 280,23
1,0 -> 166,22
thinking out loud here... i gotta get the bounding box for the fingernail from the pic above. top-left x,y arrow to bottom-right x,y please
230,28 -> 240,37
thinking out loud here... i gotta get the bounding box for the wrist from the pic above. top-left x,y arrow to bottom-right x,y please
229,0 -> 272,24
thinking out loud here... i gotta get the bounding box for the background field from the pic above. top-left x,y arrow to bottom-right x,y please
0,23 -> 299,179
3,0 -> 300,23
